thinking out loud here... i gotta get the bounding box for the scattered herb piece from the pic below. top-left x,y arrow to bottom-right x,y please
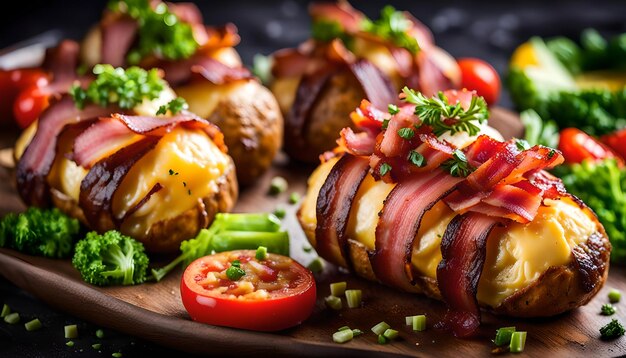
226,264 -> 245,281
601,303 -> 616,316
377,334 -> 389,344
302,245 -> 313,253
371,321 -> 391,336
379,163 -> 392,176
600,319 -> 625,339
509,331 -> 527,353
156,97 -> 188,115
397,127 -> 415,139
515,138 -> 531,151
609,288 -> 621,303
92,343 -> 102,350
66,341 -> 74,347
112,352 -> 123,358
383,328 -> 399,340
382,118 -> 390,129
307,257 -> 325,273
4,312 -> 20,324
64,324 -> 78,339
24,318 -> 42,331
411,315 -> 426,331
269,176 -> 288,195
1,304 -> 10,318
289,192 -> 301,204
442,149 -> 474,177
330,281 -> 347,297
407,150 -> 426,167
362,5 -> 419,54
273,206 -> 286,219
493,326 -> 516,346
345,289 -> 362,308
324,295 -> 342,310
352,329 -> 363,337
255,246 -> 268,261
332,328 -> 354,343
312,20 -> 348,43
388,104 -> 400,115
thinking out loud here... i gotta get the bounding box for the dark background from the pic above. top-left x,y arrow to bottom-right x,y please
1,0 -> 625,356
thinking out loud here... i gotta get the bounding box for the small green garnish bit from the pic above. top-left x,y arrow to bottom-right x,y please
383,328 -> 399,340
493,326 -> 516,346
70,65 -> 165,110
4,312 -> 20,324
442,149 -> 474,177
509,331 -> 527,353
601,303 -> 617,316
411,315 -> 426,332
547,149 -> 556,159
515,138 -> 531,151
64,324 -> 78,339
268,176 -> 288,195
338,326 -> 351,331
371,321 -> 391,336
273,206 -> 286,219
397,127 -> 415,139
324,295 -> 342,310
66,341 -> 75,347
95,328 -> 105,338
312,19 -> 348,43
388,104 -> 400,115
330,281 -> 347,297
402,87 -> 488,137
255,246 -> 268,260
332,328 -> 354,343
379,163 -> 392,176
112,352 -> 123,358
24,318 -> 42,331
226,264 -> 245,281
302,245 -> 313,253
352,329 -> 363,337
600,319 -> 625,339
307,257 -> 325,273
1,304 -> 10,318
156,97 -> 188,115
252,54 -> 273,85
345,289 -> 362,308
408,150 -> 426,167
362,5 -> 419,54
608,288 -> 621,303
382,118 -> 390,129
232,260 -> 241,267
289,192 -> 301,204
92,343 -> 102,350
377,334 -> 388,344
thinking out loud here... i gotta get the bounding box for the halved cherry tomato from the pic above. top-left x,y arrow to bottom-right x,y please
13,85 -> 50,129
558,128 -> 623,165
0,69 -> 49,124
457,58 -> 501,105
601,128 -> 626,161
181,250 -> 316,331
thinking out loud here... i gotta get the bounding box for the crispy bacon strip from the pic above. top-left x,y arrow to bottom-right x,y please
16,97 -> 118,207
349,59 -> 397,109
316,154 -> 370,268
338,127 -> 376,156
156,55 -> 252,87
42,40 -> 80,83
100,15 -> 138,68
436,212 -> 501,337
271,48 -> 312,78
371,170 -> 463,291
79,136 -> 161,231
308,2 -> 364,33
73,117 -> 139,169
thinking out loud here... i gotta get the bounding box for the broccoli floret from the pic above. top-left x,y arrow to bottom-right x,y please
0,208 -> 80,258
600,319 -> 625,339
72,231 -> 149,286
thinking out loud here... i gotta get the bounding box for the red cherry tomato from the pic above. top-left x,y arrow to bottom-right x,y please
601,128 -> 626,161
13,85 -> 50,129
457,58 -> 501,105
558,128 -> 623,165
0,69 -> 49,124
181,250 -> 316,332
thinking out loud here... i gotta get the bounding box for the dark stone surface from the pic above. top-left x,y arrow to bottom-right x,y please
0,0 -> 625,356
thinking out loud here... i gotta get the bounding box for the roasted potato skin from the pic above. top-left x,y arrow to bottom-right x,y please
207,81 -> 283,185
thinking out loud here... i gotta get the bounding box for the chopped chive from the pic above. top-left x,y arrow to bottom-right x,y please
330,282 -> 347,297
325,295 -> 342,310
64,324 -> 78,339
509,331 -> 527,353
307,257 -> 325,273
383,328 -> 399,340
352,329 -> 363,336
333,329 -> 354,343
269,176 -> 288,195
412,315 -> 426,332
338,326 -> 351,331
168,169 -> 174,175
345,289 -> 362,308
1,304 -> 10,318
382,118 -> 390,129
4,312 -> 20,324
601,303 -> 617,316
66,341 -> 74,347
493,326 -> 516,346
608,288 -> 621,303
302,245 -> 313,253
371,321 -> 391,336
92,343 -> 102,350
24,318 -> 42,331
397,127 -> 415,139
273,206 -> 286,219
96,328 -> 104,338
379,163 -> 392,176
289,192 -> 301,204
388,104 -> 399,115
377,334 -> 389,344
255,246 -> 268,260
405,316 -> 412,326
112,353 -> 123,358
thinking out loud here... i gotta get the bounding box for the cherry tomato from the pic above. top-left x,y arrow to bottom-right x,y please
181,250 -> 316,332
457,58 -> 501,105
601,128 -> 626,161
13,85 -> 50,129
558,128 -> 623,165
0,69 -> 49,124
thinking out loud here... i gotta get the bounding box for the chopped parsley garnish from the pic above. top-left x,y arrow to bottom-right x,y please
311,19 -> 348,43
70,64 -> 165,109
382,118 -> 390,129
547,149 -> 556,159
226,264 -> 245,281
600,319 -> 625,339
515,138 -> 531,151
388,104 -> 400,115
442,150 -> 475,177
156,97 -> 188,115
601,303 -> 616,316
397,127 -> 415,139
109,0 -> 199,63
408,150 -> 426,167
379,163 -> 392,176
361,5 -> 419,54
402,87 -> 488,137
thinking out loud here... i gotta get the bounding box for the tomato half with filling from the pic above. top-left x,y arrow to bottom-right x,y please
181,250 -> 316,331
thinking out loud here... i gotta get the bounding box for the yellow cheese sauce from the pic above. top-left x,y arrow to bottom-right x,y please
175,80 -> 249,119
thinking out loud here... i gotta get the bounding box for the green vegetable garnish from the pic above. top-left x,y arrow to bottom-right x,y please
371,321 -> 391,336
338,325 -> 350,331
307,257 -> 325,273
332,328 -> 354,343
411,315 -> 426,332
345,289 -> 362,308
24,318 -> 42,331
312,19 -> 349,44
402,87 -> 488,137
70,65 -> 165,110
226,265 -> 245,281
388,104 -> 400,115
494,326 -> 516,346
442,149 -> 475,177
112,352 -> 123,358
520,109 -> 559,148
1,304 -> 10,318
151,213 -> 288,281
4,312 -> 20,324
96,328 -> 105,339
609,288 -> 622,303
515,138 -> 531,151
92,343 -> 102,350
273,206 -> 286,219
324,295 -> 342,310
379,163 -> 392,176
407,150 -> 426,167
330,281 -> 347,297
64,324 -> 78,339
362,5 -> 419,54
509,331 -> 527,353
600,319 -> 625,339
66,341 -> 75,347
269,176 -> 288,195
601,303 -> 616,316
377,334 -> 388,344
72,230 -> 149,286
156,97 -> 188,115
397,127 -> 415,139
109,0 -> 198,63
252,54 -> 273,85
352,328 -> 363,336
383,328 -> 399,340
255,246 -> 268,261
0,207 -> 80,258
289,192 -> 301,204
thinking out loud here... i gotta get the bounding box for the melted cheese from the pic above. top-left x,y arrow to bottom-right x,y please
175,80 -> 248,118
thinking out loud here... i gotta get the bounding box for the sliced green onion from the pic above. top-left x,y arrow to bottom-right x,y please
1,304 -> 10,318
509,331 -> 527,353
345,289 -> 362,308
352,329 -> 363,337
217,213 -> 282,232
601,303 -> 617,316
377,334 -> 389,344
64,324 -> 78,339
226,266 -> 245,281
302,245 -> 313,253
324,295 -> 342,310
255,246 -> 268,260
92,343 -> 102,350
112,353 -> 123,358
66,341 -> 74,347
4,312 -> 20,324
96,329 -> 104,338
330,282 -> 347,297
307,258 -> 325,273
273,207 -> 286,219
289,192 -> 301,204
212,231 -> 289,256
383,328 -> 399,340
494,326 -> 516,346
269,176 -> 288,195
338,325 -> 351,331
412,315 -> 426,332
405,316 -> 412,326
24,318 -> 42,331
371,321 -> 391,335
333,329 -> 354,343
609,288 -> 622,303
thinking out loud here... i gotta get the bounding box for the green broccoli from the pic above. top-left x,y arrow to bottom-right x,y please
0,207 -> 80,258
72,231 -> 149,286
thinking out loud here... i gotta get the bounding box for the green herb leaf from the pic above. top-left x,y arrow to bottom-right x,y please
601,303 -> 617,316
407,150 -> 426,167
397,127 -> 415,139
515,138 -> 531,151
361,5 -> 419,54
441,149 -> 474,177
600,319 -> 625,339
311,19 -> 348,43
388,104 -> 400,115
379,163 -> 392,176
226,265 -> 245,281
156,97 -> 188,115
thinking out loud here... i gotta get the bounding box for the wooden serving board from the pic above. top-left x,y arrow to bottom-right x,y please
0,111 -> 625,357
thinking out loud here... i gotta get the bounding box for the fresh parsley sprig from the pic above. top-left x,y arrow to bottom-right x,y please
402,87 -> 489,137
441,149 -> 475,177
361,5 -> 419,54
156,97 -> 189,115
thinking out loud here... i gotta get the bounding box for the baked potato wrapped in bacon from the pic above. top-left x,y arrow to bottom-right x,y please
81,0 -> 282,184
298,88 -> 611,337
269,1 -> 461,162
14,66 -> 237,253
